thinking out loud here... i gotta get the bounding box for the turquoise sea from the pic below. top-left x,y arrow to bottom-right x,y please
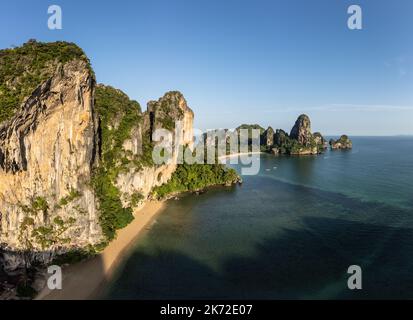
105,137 -> 413,299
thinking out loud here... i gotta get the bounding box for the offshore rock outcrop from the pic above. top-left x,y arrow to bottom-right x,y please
290,114 -> 312,145
272,115 -> 326,155
329,135 -> 352,150
204,115 -> 331,156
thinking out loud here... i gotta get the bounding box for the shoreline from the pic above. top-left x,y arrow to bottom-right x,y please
35,155 -> 255,300
36,200 -> 166,300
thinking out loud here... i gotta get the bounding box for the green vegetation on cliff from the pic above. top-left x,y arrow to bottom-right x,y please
18,196 -> 78,251
148,90 -> 187,132
94,85 -> 143,167
93,85 -> 145,241
152,162 -> 240,199
92,171 -> 134,241
329,135 -> 352,150
208,116 -> 328,156
273,134 -> 324,155
0,40 -> 92,123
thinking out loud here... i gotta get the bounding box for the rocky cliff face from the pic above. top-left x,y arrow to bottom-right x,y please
0,42 -> 195,274
261,127 -> 274,148
0,59 -> 102,269
290,114 -> 312,146
313,132 -> 327,148
116,91 -> 194,207
91,86 -> 194,242
273,115 -> 325,155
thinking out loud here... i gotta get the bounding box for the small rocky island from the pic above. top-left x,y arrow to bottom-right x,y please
329,135 -> 353,150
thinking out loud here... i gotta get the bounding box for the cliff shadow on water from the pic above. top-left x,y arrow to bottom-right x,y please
2,171 -> 412,299
102,177 -> 413,300
103,217 -> 413,300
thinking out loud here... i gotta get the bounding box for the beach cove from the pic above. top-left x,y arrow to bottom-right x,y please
37,201 -> 166,300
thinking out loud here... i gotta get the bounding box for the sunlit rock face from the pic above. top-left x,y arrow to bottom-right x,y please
290,114 -> 312,146
261,127 -> 275,148
0,59 -> 102,262
0,38 -> 197,276
116,91 -> 194,208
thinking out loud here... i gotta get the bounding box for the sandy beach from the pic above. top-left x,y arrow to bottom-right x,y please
36,201 -> 166,300
35,154 -> 258,300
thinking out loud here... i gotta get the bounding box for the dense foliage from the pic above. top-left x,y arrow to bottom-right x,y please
19,196 -> 78,250
336,135 -> 350,144
92,85 -> 145,241
94,85 -> 143,166
152,162 -> 239,199
92,171 -> 134,241
0,40 -> 92,123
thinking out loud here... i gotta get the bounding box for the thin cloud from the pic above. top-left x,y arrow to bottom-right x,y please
325,104 -> 413,112
261,104 -> 413,113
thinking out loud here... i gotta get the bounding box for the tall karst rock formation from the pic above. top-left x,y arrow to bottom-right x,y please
0,41 -> 194,270
290,114 -> 313,146
0,50 -> 102,266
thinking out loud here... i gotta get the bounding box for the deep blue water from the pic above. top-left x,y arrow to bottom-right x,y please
105,137 -> 413,299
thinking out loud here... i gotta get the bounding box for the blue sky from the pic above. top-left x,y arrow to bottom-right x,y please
1,0 -> 412,135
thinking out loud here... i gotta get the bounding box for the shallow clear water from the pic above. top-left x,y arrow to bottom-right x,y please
105,137 -> 413,299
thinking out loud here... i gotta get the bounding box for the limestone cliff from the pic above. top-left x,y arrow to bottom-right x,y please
0,42 -> 195,275
261,127 -> 274,149
115,91 -> 194,208
313,132 -> 327,149
0,56 -> 102,269
270,115 -> 325,155
290,114 -> 312,146
85,87 -> 194,242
